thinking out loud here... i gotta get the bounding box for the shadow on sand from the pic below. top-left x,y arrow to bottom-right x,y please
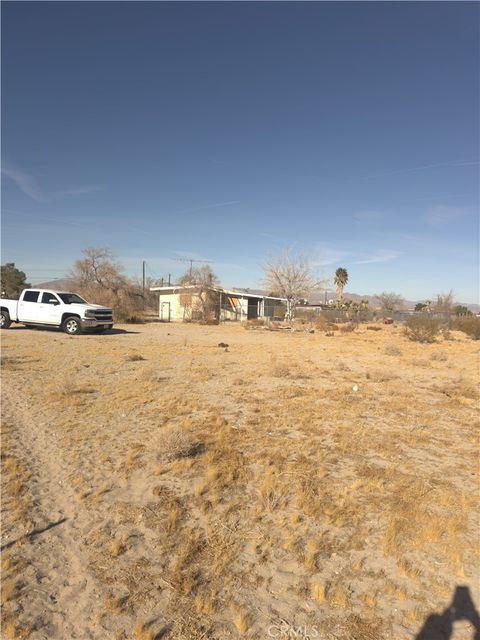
1,517 -> 68,552
95,327 -> 141,335
416,586 -> 480,640
8,325 -> 140,335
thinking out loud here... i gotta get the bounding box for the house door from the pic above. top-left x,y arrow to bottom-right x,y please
247,300 -> 259,319
160,302 -> 171,322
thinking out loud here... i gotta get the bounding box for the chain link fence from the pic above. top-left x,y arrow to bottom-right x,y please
287,308 -> 455,325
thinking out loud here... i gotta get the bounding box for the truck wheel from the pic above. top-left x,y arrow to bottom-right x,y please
63,316 -> 82,335
0,310 -> 11,329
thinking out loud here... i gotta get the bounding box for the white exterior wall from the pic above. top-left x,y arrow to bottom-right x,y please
219,296 -> 249,321
155,289 -> 283,322
158,291 -> 207,321
239,297 -> 249,320
219,305 -> 237,322
158,293 -> 185,321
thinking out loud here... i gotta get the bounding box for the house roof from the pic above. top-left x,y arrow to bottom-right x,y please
149,284 -> 286,302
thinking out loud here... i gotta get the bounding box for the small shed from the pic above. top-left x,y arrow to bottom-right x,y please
149,285 -> 286,322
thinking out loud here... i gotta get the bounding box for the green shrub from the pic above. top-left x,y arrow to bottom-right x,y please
404,315 -> 441,343
453,305 -> 472,316
452,316 -> 480,340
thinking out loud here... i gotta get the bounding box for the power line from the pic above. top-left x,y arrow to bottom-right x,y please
144,262 -> 172,286
141,262 -> 177,287
144,262 -> 163,281
174,257 -> 213,278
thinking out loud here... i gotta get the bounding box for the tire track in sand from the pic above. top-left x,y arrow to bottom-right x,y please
1,383 -> 105,640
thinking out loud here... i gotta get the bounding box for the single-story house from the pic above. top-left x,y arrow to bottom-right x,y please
149,284 -> 286,322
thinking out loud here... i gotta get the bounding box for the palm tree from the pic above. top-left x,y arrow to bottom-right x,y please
334,267 -> 348,301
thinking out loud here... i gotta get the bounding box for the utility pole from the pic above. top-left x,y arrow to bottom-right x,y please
142,260 -> 146,310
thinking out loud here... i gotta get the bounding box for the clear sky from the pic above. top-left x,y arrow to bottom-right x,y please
2,2 -> 479,302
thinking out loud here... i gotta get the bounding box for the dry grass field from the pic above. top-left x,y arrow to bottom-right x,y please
1,321 -> 479,639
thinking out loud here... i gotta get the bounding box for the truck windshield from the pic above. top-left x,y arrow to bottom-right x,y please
57,293 -> 87,304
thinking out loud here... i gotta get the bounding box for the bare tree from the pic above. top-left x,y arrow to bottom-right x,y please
132,274 -> 159,312
70,247 -> 143,321
433,290 -> 454,315
178,265 -> 220,322
375,291 -> 405,315
71,247 -> 127,293
264,250 -> 321,321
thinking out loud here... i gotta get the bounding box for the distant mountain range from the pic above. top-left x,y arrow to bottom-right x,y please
31,278 -> 76,291
32,279 -> 479,312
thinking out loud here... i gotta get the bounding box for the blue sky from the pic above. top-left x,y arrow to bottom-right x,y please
2,2 -> 478,302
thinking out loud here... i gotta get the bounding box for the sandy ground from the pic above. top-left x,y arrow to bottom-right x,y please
1,320 -> 479,640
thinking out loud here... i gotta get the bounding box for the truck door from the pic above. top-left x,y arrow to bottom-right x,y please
38,292 -> 63,324
17,290 -> 41,322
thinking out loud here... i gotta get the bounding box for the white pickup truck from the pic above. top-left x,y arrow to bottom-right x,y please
0,289 -> 114,335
